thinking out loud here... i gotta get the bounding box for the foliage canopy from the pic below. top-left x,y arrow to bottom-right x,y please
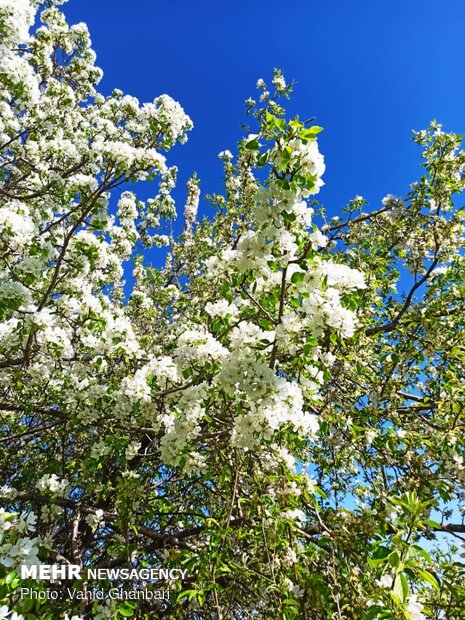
1,2 -> 465,619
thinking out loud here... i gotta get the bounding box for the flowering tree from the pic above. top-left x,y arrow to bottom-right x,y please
1,1 -> 465,619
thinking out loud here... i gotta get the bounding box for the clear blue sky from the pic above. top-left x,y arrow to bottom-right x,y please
64,0 -> 465,224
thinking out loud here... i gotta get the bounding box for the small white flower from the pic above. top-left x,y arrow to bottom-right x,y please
376,573 -> 393,588
405,594 -> 426,620
0,606 -> 10,620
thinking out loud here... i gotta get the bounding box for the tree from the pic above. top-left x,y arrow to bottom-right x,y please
1,2 -> 464,619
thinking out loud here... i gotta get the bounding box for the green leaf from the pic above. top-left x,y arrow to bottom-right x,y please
291,272 -> 305,284
245,138 -> 260,151
314,486 -> 327,498
416,568 -> 439,590
300,126 -> 323,140
118,601 -> 135,617
282,211 -> 296,223
388,551 -> 400,569
399,573 -> 410,600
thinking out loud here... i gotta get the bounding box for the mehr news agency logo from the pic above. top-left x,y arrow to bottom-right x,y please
19,564 -> 189,601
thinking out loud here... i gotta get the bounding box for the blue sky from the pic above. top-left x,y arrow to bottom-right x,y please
64,0 -> 465,225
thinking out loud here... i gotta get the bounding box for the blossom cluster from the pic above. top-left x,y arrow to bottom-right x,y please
3,3 -> 462,619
